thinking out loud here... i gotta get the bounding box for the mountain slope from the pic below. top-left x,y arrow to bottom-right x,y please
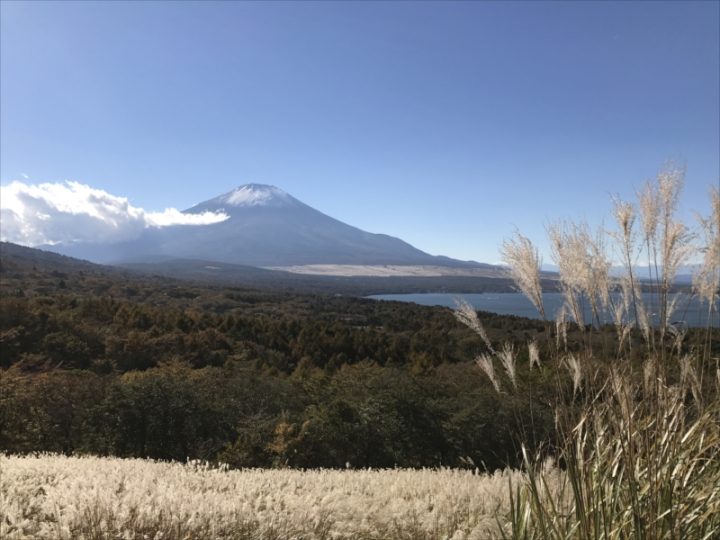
49,184 -> 481,267
0,241 -> 522,296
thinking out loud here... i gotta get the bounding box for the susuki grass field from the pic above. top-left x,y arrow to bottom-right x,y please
0,454 -> 536,539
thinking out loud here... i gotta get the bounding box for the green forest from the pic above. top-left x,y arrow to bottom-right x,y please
0,243 -> 716,470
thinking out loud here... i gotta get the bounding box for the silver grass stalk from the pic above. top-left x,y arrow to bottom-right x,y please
618,272 -> 649,340
658,165 -> 684,220
453,298 -> 495,354
639,179 -> 662,315
556,304 -> 568,351
665,293 -> 685,330
588,225 -> 613,322
528,340 -> 540,369
501,232 -> 546,320
667,320 -> 687,355
656,166 -> 694,331
611,284 -> 632,353
679,354 -> 702,406
636,299 -> 651,344
612,196 -> 641,328
661,221 -> 694,320
568,221 -> 609,325
639,179 -> 660,249
548,221 -> 587,328
565,291 -> 584,329
643,357 -> 656,397
609,368 -> 631,421
619,324 -> 632,354
613,197 -> 636,248
693,187 -> 720,310
679,353 -> 692,388
475,353 -> 501,393
564,354 -> 583,397
498,343 -> 517,389
616,275 -> 632,325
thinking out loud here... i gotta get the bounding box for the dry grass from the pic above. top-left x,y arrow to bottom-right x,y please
501,233 -> 546,320
508,371 -> 720,540
0,455 -> 539,540
459,165 -> 720,540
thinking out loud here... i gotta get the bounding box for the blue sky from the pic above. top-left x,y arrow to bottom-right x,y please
1,1 -> 718,263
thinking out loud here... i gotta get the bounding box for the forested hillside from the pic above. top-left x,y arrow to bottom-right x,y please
0,243 -> 714,469
0,243 -> 551,468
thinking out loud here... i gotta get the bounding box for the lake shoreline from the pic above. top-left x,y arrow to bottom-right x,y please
367,292 -> 718,328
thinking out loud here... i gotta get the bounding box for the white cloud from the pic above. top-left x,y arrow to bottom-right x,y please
0,180 -> 228,246
145,207 -> 230,227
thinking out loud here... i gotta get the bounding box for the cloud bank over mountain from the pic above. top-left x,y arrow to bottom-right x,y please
0,180 -> 229,246
1,181 -> 483,268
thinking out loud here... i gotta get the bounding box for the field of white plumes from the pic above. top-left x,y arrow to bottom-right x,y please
1,454 -> 534,539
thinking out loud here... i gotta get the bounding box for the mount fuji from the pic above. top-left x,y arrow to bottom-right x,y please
48,184 -> 481,268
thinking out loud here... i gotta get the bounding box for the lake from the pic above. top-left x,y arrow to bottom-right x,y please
367,292 -> 719,328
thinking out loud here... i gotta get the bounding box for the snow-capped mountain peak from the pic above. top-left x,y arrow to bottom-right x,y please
186,184 -> 300,214
44,183 -> 480,268
221,184 -> 291,207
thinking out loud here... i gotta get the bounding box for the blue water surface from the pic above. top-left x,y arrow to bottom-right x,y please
367,292 -> 718,328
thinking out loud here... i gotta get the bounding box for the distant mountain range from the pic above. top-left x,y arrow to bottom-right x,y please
44,184 -> 487,269
541,264 -> 699,284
